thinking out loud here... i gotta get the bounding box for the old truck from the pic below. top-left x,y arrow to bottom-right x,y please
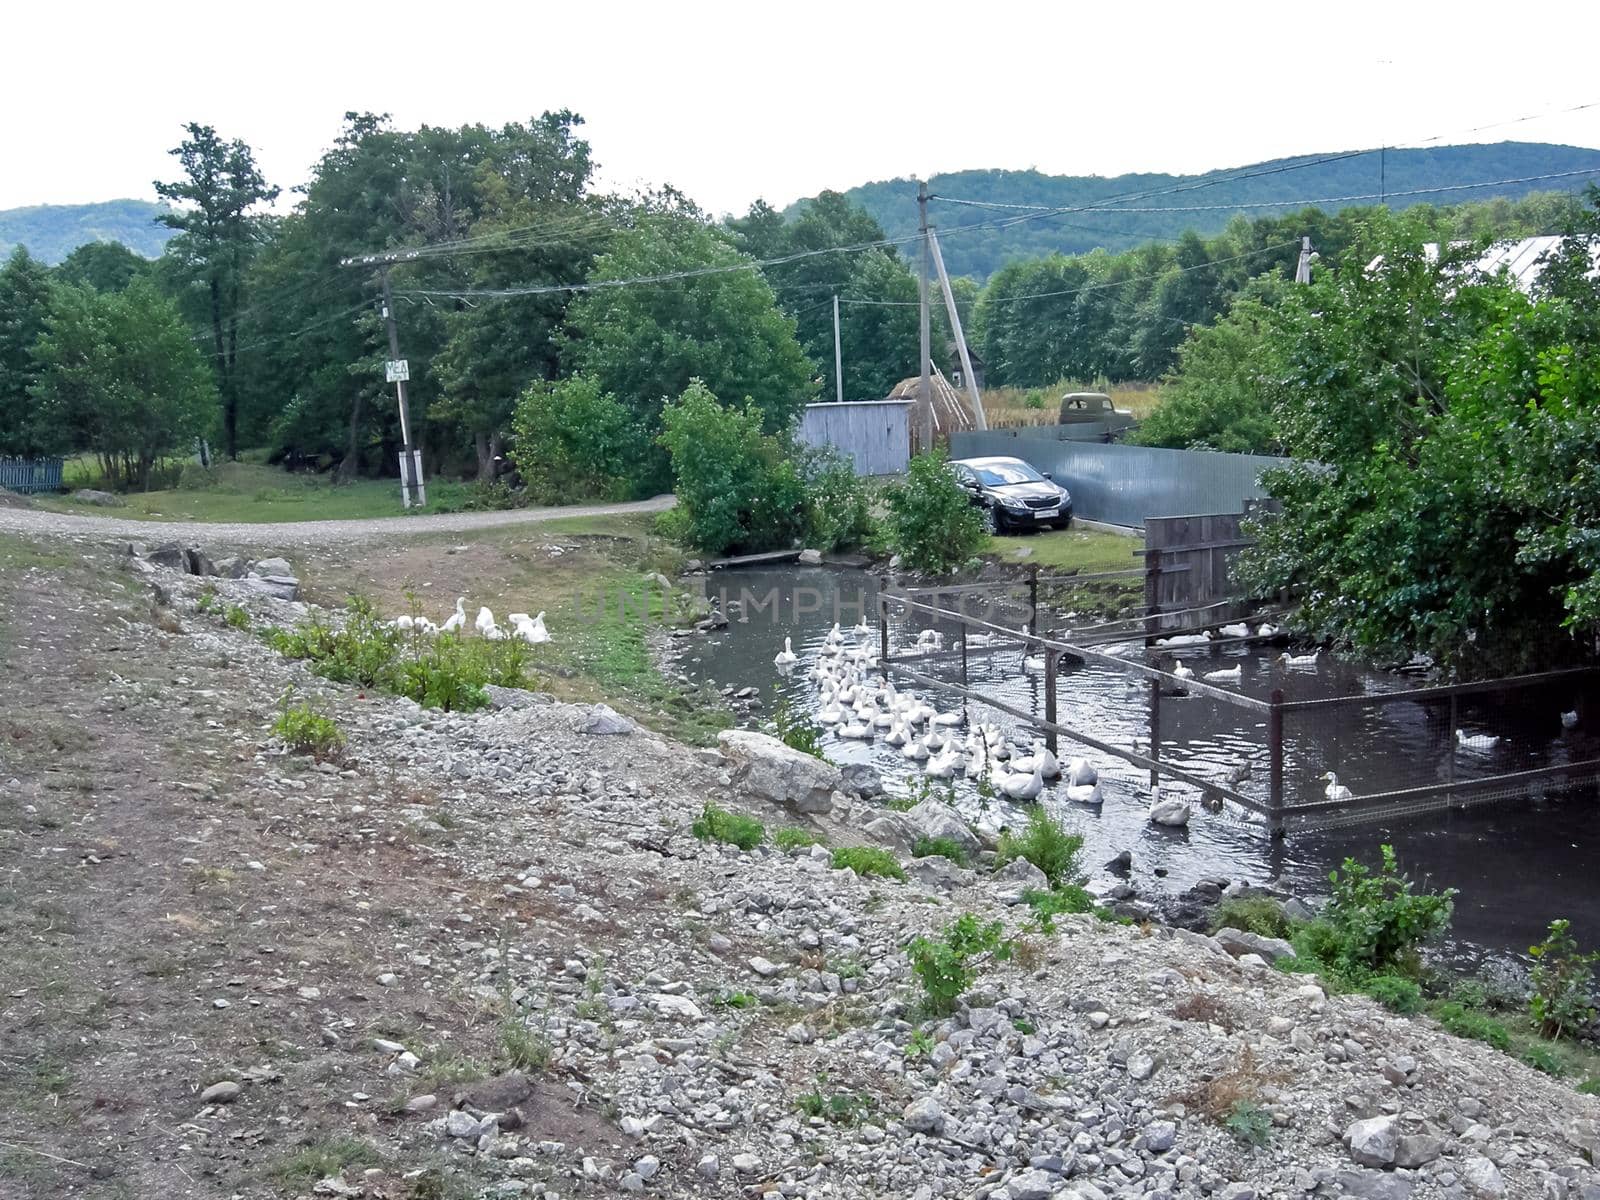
1057,392 -> 1136,440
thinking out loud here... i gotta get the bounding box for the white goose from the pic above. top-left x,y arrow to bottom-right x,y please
1278,650 -> 1319,668
903,738 -> 930,762
1562,709 -> 1580,730
1065,757 -> 1098,787
1219,622 -> 1250,638
773,637 -> 799,667
884,721 -> 909,747
996,760 -> 1045,802
1066,780 -> 1103,805
1204,665 -> 1243,683
441,597 -> 467,635
391,613 -> 415,631
1455,729 -> 1500,754
1321,772 -> 1353,802
1148,785 -> 1191,826
474,606 -> 498,638
924,750 -> 959,779
838,719 -> 873,740
1172,659 -> 1195,688
1013,738 -> 1061,779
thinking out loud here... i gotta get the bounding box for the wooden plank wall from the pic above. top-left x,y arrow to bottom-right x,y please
1144,512 -> 1253,632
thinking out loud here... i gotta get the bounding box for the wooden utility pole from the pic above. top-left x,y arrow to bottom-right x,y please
1294,236 -> 1314,285
917,180 -> 933,452
928,226 -> 987,430
380,269 -> 424,508
832,294 -> 844,404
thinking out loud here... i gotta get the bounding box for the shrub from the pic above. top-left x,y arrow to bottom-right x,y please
658,380 -> 807,556
1522,1044 -> 1565,1076
801,448 -> 876,552
392,633 -> 532,713
774,826 -> 822,851
1210,896 -> 1292,940
907,912 -> 1012,1015
510,374 -> 647,503
692,802 -> 765,851
1365,974 -> 1423,1014
830,846 -> 906,881
770,697 -> 826,759
882,451 -> 987,574
1223,1101 -> 1273,1148
995,809 -> 1083,889
499,1018 -> 550,1072
1430,1001 -> 1511,1051
1528,918 -> 1599,1040
794,1074 -> 873,1124
222,604 -> 251,630
268,595 -> 400,690
271,701 -> 345,760
1577,1078 -> 1600,1095
1022,885 -> 1096,932
913,836 -> 970,866
1320,845 -> 1455,977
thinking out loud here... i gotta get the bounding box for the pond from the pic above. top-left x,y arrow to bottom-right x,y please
674,563 -> 1600,962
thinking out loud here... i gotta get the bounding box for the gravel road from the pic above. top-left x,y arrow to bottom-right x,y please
0,493 -> 675,547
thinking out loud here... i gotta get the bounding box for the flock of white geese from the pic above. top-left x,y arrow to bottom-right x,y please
388,598 -> 551,646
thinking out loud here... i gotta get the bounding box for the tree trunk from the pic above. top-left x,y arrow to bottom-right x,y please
209,274 -> 232,459
336,392 -> 365,485
474,432 -> 492,481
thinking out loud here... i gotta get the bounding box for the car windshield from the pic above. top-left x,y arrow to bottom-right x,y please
972,461 -> 1044,486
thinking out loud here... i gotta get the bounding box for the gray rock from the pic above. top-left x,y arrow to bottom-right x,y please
1283,897 -> 1318,922
863,812 -> 919,853
748,956 -> 781,977
903,1095 -> 945,1134
446,1109 -> 484,1139
246,574 -> 300,601
147,542 -> 188,571
1126,1052 -> 1156,1080
253,556 -> 292,576
634,1156 -> 659,1180
1463,1157 -> 1506,1198
72,488 -> 126,507
904,799 -> 981,854
1344,1115 -> 1399,1168
578,703 -> 633,735
1213,926 -> 1296,964
1218,1185 -> 1256,1200
696,1154 -> 720,1180
183,547 -> 217,576
1337,1169 -> 1415,1200
731,1153 -> 759,1173
1006,1169 -> 1054,1200
212,555 -> 249,579
798,548 -> 823,565
200,1080 -> 241,1104
404,1094 -> 438,1114
717,729 -> 842,814
484,685 -> 554,711
1394,1134 -> 1444,1168
839,762 -> 883,797
1145,1120 -> 1177,1153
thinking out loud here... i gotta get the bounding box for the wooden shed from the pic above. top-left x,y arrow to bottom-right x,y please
797,400 -> 913,476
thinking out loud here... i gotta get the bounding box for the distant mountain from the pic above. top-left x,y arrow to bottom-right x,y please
0,199 -> 175,264
809,142 -> 1600,279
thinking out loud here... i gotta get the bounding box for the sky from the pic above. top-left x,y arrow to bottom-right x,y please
6,0 -> 1600,218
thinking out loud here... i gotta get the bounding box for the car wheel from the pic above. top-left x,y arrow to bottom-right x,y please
1056,514 -> 1074,530
980,507 -> 999,534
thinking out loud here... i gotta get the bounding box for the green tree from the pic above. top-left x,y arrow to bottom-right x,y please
0,247 -> 55,455
155,123 -> 279,459
883,452 -> 988,573
509,374 -> 646,502
55,241 -> 150,293
30,281 -> 214,487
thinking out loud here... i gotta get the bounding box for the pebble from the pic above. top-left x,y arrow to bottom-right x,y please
200,1080 -> 240,1104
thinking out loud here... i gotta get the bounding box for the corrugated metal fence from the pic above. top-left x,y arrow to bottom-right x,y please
797,401 -> 912,476
949,429 -> 1289,528
0,457 -> 64,494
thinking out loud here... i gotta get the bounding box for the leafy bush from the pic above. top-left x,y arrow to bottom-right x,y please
1528,918 -> 1599,1040
1210,896 -> 1292,940
271,701 -> 345,760
769,697 -> 826,759
907,912 -> 1012,1015
995,809 -> 1084,889
1223,1101 -> 1273,1148
1522,1043 -> 1565,1076
830,846 -> 906,881
913,836 -> 970,866
774,826 -> 822,852
1319,845 -> 1455,977
1365,974 -> 1423,1014
1576,1078 -> 1600,1095
268,595 -> 400,690
794,1073 -> 873,1124
801,448 -> 876,552
882,451 -> 987,574
1022,885 -> 1096,932
692,802 -> 765,851
510,374 -> 647,503
223,604 -> 251,630
1430,1001 -> 1511,1051
658,380 -> 808,556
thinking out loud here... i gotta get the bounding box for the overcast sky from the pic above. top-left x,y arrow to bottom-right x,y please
6,1 -> 1600,218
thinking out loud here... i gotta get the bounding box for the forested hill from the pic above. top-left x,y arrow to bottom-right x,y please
819,142 -> 1600,279
0,199 -> 175,264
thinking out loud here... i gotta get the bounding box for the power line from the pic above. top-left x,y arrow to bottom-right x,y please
976,241 -> 1302,308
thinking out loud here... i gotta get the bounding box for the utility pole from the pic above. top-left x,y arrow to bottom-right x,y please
917,180 -> 933,452
1294,236 -> 1315,285
928,227 -> 987,430
380,269 -> 425,508
832,294 -> 844,404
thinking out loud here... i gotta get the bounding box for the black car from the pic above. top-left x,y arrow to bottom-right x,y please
949,456 -> 1073,533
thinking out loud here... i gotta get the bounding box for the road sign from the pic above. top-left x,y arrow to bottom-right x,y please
385,359 -> 410,383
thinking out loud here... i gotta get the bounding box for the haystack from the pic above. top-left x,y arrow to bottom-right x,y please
886,367 -> 977,450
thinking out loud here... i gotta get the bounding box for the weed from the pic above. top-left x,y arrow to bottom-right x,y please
196,587 -> 219,613
913,836 -> 970,866
1577,1078 -> 1600,1095
223,604 -> 251,630
271,698 -> 345,761
770,697 -> 827,759
1172,993 -> 1235,1031
881,795 -> 916,812
908,912 -> 1011,1015
1011,935 -> 1046,971
1012,1017 -> 1036,1035
774,826 -> 823,852
905,1030 -> 934,1059
1365,974 -> 1423,1014
830,846 -> 906,881
996,809 -> 1083,888
270,1137 -> 382,1186
714,990 -> 759,1010
795,1073 -> 873,1124
1522,1043 -> 1565,1076
1223,1101 -> 1273,1148
692,802 -> 765,851
1209,896 -> 1292,940
1528,918 -> 1599,1040
1022,885 -> 1096,932
500,1018 -> 550,1072
1319,844 -> 1455,978
1430,1001 -> 1511,1051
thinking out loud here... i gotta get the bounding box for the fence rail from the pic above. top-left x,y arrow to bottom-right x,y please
0,457 -> 64,494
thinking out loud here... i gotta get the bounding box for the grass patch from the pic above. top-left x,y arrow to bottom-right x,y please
269,1137 -> 383,1186
912,836 -> 969,866
795,1074 -> 874,1125
995,808 -> 1083,889
692,802 -> 765,851
1210,896 -> 1291,939
271,700 -> 345,760
774,827 -> 823,851
830,846 -> 906,881
499,1018 -> 550,1072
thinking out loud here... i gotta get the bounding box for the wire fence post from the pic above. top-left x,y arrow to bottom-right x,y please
877,581 -> 889,682
1447,690 -> 1458,805
1149,676 -> 1162,787
960,628 -> 969,688
1268,688 -> 1285,837
1044,648 -> 1059,754
1027,564 -> 1039,638
1144,549 -> 1162,645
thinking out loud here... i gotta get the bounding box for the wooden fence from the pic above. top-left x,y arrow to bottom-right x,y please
0,457 -> 63,494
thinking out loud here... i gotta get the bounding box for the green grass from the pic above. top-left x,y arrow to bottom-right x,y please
774,827 -> 823,851
912,836 -> 970,866
692,802 -> 765,851
987,525 -> 1141,570
269,1137 -> 383,1186
830,846 -> 906,881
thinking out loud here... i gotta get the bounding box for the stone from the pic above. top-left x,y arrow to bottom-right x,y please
903,799 -> 981,854
147,542 -> 188,571
863,812 -> 919,853
213,555 -> 249,579
578,704 -> 633,735
1126,1052 -> 1156,1080
1006,1169 -> 1054,1200
246,574 -> 301,602
446,1110 -> 484,1139
994,855 -> 1049,895
903,1096 -> 945,1134
253,556 -> 292,577
839,762 -> 883,797
717,729 -> 842,814
1213,926 -> 1296,964
1344,1115 -> 1399,1168
650,993 -> 703,1021
619,1173 -> 643,1192
1145,1120 -> 1176,1153
634,1156 -> 659,1180
1393,1134 -> 1444,1168
1463,1157 -> 1506,1198
696,1154 -> 720,1180
72,488 -> 125,507
404,1094 -> 438,1114
200,1080 -> 241,1104
183,547 -> 217,576
1337,1169 -> 1414,1200
748,956 -> 781,977
798,548 -> 823,565
731,1153 -> 759,1174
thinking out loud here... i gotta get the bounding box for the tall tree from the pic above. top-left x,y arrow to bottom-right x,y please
0,247 -> 55,455
56,241 -> 150,293
155,123 -> 278,459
